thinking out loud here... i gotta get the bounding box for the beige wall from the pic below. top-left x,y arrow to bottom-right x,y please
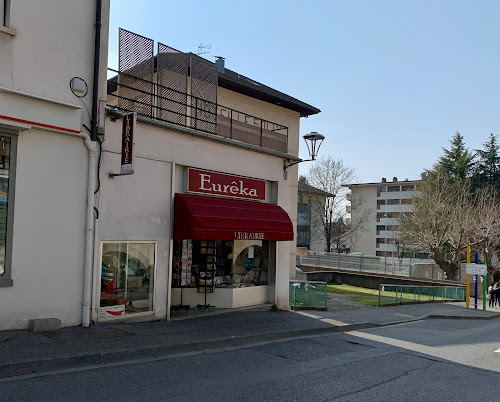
0,1 -> 110,330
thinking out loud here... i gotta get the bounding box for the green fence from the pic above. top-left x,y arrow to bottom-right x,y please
289,280 -> 327,309
379,284 -> 466,307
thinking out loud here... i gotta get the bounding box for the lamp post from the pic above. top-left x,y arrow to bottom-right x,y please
283,132 -> 325,180
480,225 -> 489,311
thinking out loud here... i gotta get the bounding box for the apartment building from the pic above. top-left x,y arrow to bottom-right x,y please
297,181 -> 333,252
345,177 -> 421,257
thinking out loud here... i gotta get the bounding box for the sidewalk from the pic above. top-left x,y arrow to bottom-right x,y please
0,302 -> 499,379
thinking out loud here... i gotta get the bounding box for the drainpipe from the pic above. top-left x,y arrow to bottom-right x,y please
52,131 -> 96,326
82,136 -> 97,327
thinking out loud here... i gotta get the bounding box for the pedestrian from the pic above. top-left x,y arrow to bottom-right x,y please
489,283 -> 495,308
495,283 -> 500,308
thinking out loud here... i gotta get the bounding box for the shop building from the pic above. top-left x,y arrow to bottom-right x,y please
95,30 -> 320,322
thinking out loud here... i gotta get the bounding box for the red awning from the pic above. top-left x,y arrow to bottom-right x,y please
173,193 -> 294,241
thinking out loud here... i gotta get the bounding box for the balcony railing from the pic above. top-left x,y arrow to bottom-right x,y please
107,68 -> 289,154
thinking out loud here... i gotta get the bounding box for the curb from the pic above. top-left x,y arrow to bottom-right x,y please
0,323 -> 380,379
1,312 -> 499,379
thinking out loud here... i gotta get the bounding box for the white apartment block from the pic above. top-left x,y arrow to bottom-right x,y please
345,177 -> 421,257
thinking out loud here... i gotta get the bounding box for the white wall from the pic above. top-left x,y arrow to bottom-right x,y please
0,0 -> 110,329
0,129 -> 88,329
96,118 -> 297,316
349,186 -> 377,256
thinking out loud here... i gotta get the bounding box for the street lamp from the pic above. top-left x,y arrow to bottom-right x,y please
480,225 -> 490,261
283,132 -> 325,180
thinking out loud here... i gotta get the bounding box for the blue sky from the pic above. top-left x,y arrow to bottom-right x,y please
108,0 -> 500,183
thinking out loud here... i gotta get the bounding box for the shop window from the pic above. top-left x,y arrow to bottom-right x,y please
100,242 -> 156,318
173,239 -> 271,290
0,135 -> 15,287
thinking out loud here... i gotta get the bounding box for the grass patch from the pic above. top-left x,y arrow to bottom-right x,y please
327,283 -> 461,307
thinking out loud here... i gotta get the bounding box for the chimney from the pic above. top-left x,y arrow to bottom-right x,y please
392,177 -> 398,182
215,56 -> 225,73
381,177 -> 386,183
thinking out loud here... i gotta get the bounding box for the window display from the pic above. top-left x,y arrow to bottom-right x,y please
173,239 -> 270,289
100,242 -> 155,318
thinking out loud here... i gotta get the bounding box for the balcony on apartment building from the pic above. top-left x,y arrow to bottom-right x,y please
106,68 -> 289,154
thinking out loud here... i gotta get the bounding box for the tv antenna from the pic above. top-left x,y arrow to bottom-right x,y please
197,43 -> 211,56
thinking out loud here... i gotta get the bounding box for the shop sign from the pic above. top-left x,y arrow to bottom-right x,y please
234,231 -> 265,240
120,112 -> 136,174
188,168 -> 265,201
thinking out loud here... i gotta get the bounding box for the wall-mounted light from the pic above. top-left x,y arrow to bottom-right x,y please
70,77 -> 88,97
284,131 -> 325,180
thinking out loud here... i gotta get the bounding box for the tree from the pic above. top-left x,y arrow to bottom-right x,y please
399,177 -> 478,279
305,156 -> 371,252
473,133 -> 500,193
474,189 -> 500,272
400,176 -> 500,279
433,132 -> 475,180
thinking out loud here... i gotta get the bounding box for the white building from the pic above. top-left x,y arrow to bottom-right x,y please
345,177 -> 421,257
0,3 -> 321,329
98,30 -> 320,322
0,1 -> 110,330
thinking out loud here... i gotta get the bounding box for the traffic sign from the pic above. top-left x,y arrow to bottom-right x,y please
466,263 -> 487,276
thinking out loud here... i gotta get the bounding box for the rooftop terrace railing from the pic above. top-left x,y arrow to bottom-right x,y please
107,68 -> 289,154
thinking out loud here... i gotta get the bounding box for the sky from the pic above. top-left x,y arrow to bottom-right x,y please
108,0 -> 500,183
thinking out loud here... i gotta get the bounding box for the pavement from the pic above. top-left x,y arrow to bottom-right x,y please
0,301 -> 499,379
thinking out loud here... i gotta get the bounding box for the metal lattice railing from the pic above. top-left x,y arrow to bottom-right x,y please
289,280 -> 327,309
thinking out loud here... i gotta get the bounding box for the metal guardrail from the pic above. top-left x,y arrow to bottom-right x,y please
289,280 -> 327,310
297,253 -> 448,281
378,284 -> 465,307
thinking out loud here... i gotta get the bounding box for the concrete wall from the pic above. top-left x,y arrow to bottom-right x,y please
0,1 -> 110,330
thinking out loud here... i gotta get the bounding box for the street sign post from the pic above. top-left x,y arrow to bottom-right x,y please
466,264 -> 487,276
466,263 -> 487,311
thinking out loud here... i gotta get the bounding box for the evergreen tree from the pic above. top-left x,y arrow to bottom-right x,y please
433,132 -> 475,180
473,133 -> 500,192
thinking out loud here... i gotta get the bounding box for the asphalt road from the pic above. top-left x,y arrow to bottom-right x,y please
1,318 -> 499,401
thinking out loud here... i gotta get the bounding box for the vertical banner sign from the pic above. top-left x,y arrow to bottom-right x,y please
120,112 -> 136,174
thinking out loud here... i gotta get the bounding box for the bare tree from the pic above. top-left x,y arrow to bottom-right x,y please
306,156 -> 371,252
399,178 -> 487,279
474,189 -> 500,271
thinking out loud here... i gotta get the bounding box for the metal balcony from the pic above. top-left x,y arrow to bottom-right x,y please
106,68 -> 289,154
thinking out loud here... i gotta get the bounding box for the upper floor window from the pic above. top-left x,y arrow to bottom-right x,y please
0,0 -> 10,28
387,186 -> 400,192
387,199 -> 400,205
377,186 -> 386,193
0,1 -> 5,26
